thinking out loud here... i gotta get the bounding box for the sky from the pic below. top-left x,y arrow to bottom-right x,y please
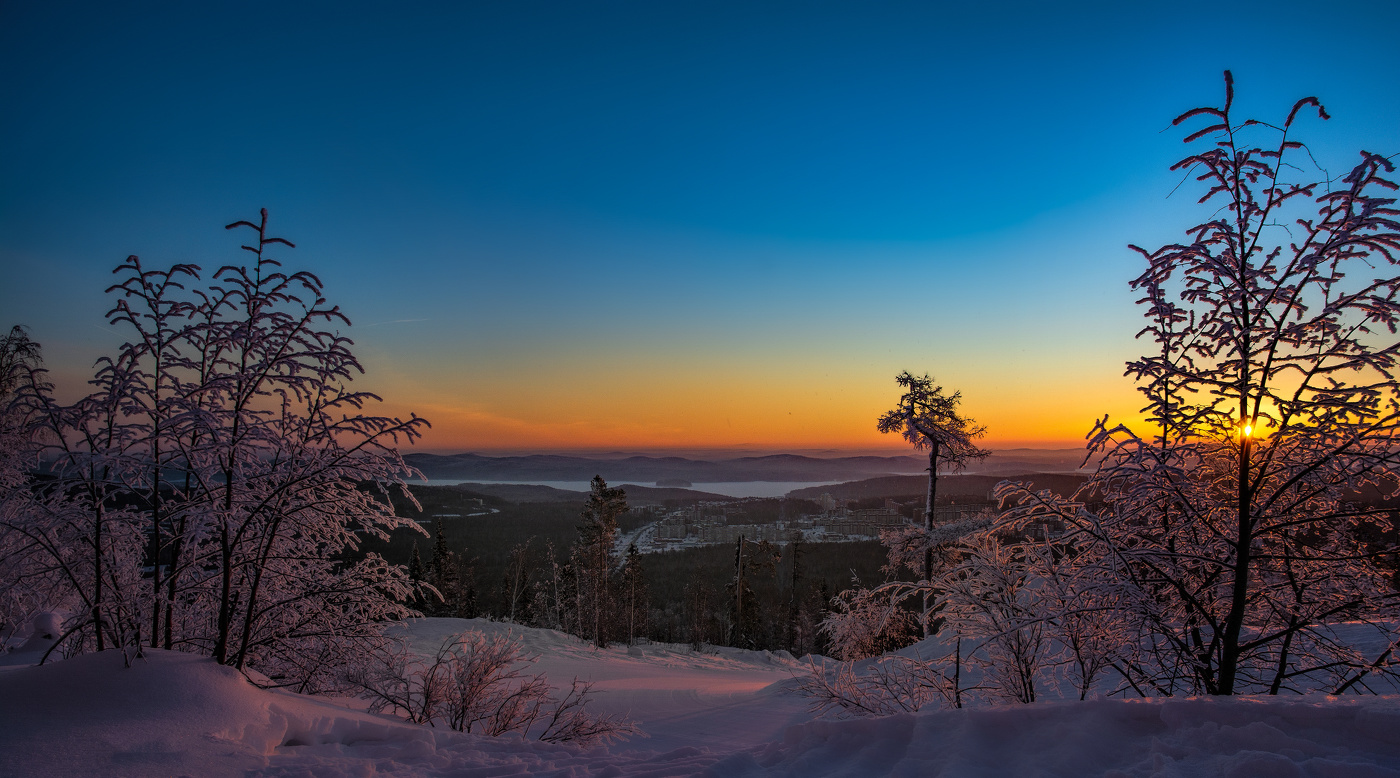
2,1 -> 1398,454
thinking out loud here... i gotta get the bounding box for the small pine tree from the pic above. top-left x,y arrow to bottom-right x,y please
728,537 -> 778,649
455,554 -> 479,619
785,541 -> 804,653
408,542 -> 423,582
619,543 -> 648,645
427,523 -> 461,616
573,476 -> 626,647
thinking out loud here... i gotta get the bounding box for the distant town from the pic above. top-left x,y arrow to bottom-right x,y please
616,496 -> 997,554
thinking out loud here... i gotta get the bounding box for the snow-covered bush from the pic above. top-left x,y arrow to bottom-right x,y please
347,629 -> 638,745
819,583 -> 922,662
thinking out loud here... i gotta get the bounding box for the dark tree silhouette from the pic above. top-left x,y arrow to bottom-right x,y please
997,72 -> 1400,695
574,476 -> 626,647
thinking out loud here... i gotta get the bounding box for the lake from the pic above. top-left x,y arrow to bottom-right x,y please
413,480 -> 850,498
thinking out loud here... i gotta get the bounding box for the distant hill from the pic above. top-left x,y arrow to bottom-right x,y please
404,449 -> 1092,484
967,448 -> 1093,475
786,473 -> 1090,502
436,482 -> 737,505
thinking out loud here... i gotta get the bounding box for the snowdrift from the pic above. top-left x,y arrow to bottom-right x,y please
0,648 -> 718,777
3,621 -> 1400,777
713,696 -> 1400,777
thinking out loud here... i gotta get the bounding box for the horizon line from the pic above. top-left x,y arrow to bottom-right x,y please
407,443 -> 1090,458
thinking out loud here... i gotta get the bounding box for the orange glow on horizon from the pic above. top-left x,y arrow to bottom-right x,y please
365,361 -> 1146,454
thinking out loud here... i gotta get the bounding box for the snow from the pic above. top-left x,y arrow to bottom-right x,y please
3,618 -> 1400,777
396,618 -> 812,753
723,697 -> 1400,777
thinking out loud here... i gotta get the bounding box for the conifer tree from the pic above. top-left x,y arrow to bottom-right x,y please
454,554 -> 478,619
427,523 -> 460,616
728,537 -> 778,649
785,541 -> 804,653
573,476 -> 626,647
619,543 -> 648,645
408,542 -> 423,583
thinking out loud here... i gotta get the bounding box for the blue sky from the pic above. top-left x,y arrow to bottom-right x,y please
2,1 -> 1397,452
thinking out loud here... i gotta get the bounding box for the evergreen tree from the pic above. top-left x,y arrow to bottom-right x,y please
619,543 -> 648,645
408,542 -> 423,583
454,554 -> 479,619
573,476 -> 626,647
684,581 -> 716,651
812,580 -> 834,658
427,523 -> 461,617
785,541 -> 804,653
728,537 -> 778,649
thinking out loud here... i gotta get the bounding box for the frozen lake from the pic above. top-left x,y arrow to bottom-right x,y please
414,479 -> 849,498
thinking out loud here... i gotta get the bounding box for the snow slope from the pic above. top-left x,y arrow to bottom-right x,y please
3,619 -> 1400,777
718,696 -> 1400,777
397,617 -> 812,754
0,647 -> 729,777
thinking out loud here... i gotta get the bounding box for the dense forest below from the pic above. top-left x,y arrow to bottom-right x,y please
361,482 -> 899,653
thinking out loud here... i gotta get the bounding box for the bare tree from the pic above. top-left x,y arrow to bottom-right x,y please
998,71 -> 1400,696
0,327 -> 55,647
500,538 -> 536,623
3,211 -> 431,690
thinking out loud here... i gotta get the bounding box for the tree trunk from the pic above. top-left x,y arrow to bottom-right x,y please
1220,425 -> 1251,694
923,442 -> 939,637
149,460 -> 162,649
93,497 -> 105,652
1220,246 -> 1254,696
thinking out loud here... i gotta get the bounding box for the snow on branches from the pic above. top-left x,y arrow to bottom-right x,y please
1080,71 -> 1400,696
805,73 -> 1400,713
0,211 -> 430,690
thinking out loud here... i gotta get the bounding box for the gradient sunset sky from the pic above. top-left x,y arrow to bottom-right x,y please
2,1 -> 1397,454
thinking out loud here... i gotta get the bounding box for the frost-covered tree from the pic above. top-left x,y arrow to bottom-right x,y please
998,72 -> 1400,696
0,326 -> 54,647
877,372 -> 989,635
3,211 -> 430,689
808,74 -> 1400,712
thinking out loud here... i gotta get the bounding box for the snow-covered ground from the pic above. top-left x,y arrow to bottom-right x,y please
3,618 -> 1400,777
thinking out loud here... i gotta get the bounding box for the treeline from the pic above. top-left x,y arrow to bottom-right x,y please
364,482 -> 892,655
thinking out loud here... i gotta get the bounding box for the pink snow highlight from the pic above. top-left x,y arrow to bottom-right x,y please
3,620 -> 1400,777
725,696 -> 1400,777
